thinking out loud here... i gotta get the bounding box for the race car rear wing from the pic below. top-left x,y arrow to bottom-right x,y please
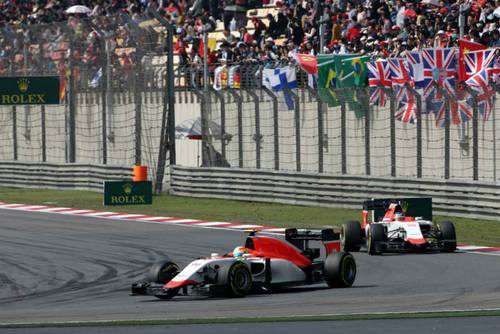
285,228 -> 341,256
362,197 -> 433,225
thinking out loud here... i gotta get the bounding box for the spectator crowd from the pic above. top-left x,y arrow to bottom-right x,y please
0,1 -> 498,80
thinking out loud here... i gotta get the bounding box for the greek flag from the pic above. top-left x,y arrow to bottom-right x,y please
262,66 -> 297,110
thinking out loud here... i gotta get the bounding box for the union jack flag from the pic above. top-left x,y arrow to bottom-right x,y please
464,48 -> 497,79
422,48 -> 457,98
367,60 -> 391,106
432,88 -> 473,127
388,58 -> 417,123
394,86 -> 417,124
388,58 -> 412,87
466,68 -> 495,121
405,51 -> 425,89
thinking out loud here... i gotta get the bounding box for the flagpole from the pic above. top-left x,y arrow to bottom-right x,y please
203,27 -> 209,91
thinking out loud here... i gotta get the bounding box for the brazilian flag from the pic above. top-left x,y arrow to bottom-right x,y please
338,56 -> 370,119
317,54 -> 359,107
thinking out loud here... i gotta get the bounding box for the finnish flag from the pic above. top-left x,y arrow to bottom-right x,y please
262,66 -> 297,110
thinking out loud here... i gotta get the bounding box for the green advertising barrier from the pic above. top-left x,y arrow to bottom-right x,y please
371,198 -> 433,221
0,76 -> 60,105
104,181 -> 152,206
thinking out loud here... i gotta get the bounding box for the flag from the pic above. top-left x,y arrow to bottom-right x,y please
394,86 -> 417,124
388,58 -> 412,88
89,68 -> 102,88
262,66 -> 297,110
422,48 -> 457,96
458,39 -> 486,82
339,56 -> 370,87
464,48 -> 498,80
466,68 -> 495,121
295,53 -> 318,74
294,53 -> 318,89
213,65 -> 227,91
405,51 -> 425,88
338,56 -> 370,118
228,65 -> 241,89
388,58 -> 417,122
317,54 -> 355,107
367,60 -> 391,106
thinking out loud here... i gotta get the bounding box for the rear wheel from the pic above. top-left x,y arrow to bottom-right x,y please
324,252 -> 356,288
438,221 -> 456,252
341,221 -> 362,252
367,224 -> 387,255
220,262 -> 253,297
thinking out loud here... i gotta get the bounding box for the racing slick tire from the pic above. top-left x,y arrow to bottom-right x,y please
324,252 -> 356,288
219,261 -> 253,297
147,258 -> 181,284
341,221 -> 362,252
367,224 -> 387,255
437,221 -> 457,253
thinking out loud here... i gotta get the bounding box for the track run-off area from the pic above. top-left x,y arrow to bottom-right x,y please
0,206 -> 500,325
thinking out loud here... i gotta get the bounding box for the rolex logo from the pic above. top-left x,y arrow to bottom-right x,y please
18,78 -> 29,93
401,200 -> 409,213
122,183 -> 133,195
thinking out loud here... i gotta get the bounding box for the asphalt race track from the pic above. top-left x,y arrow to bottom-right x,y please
1,208 -> 500,324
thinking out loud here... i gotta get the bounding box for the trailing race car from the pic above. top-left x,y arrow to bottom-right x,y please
131,228 -> 356,299
341,198 -> 457,255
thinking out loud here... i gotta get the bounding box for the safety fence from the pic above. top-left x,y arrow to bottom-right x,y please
170,165 -> 500,220
198,85 -> 500,183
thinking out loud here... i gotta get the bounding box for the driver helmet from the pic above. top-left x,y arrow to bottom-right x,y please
394,212 -> 405,221
233,246 -> 250,257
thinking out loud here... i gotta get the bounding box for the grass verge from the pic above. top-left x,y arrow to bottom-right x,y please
1,310 -> 499,328
0,187 -> 499,247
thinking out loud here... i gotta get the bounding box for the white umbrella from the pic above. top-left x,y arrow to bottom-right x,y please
65,5 -> 91,14
494,6 -> 500,18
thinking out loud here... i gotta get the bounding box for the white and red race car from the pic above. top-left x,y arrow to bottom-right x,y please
131,229 -> 356,299
341,198 -> 457,255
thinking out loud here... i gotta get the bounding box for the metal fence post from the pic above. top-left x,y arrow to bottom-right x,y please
464,84 -> 479,181
361,88 -> 370,176
68,38 -> 76,163
285,88 -> 301,172
341,98 -> 347,175
12,106 -> 17,161
406,84 -> 422,178
149,8 -> 176,192
382,87 -> 396,177
41,105 -> 46,162
228,89 -> 244,168
261,87 -> 279,170
441,86 -> 450,179
101,44 -> 108,165
134,60 -> 143,165
308,87 -> 323,173
213,90 -> 227,161
246,90 -> 261,169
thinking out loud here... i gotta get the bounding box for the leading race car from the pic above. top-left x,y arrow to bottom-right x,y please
341,198 -> 457,255
131,228 -> 356,299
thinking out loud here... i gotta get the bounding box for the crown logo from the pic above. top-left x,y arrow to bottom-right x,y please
18,78 -> 29,93
122,183 -> 133,195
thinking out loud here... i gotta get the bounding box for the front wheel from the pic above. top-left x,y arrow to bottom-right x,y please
438,221 -> 457,252
146,259 -> 180,284
324,252 -> 356,288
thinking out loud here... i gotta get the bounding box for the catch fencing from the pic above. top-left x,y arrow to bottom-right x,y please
196,76 -> 500,183
0,13 -> 498,193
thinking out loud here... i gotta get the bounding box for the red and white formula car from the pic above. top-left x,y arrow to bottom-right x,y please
131,229 -> 356,299
341,198 -> 457,255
